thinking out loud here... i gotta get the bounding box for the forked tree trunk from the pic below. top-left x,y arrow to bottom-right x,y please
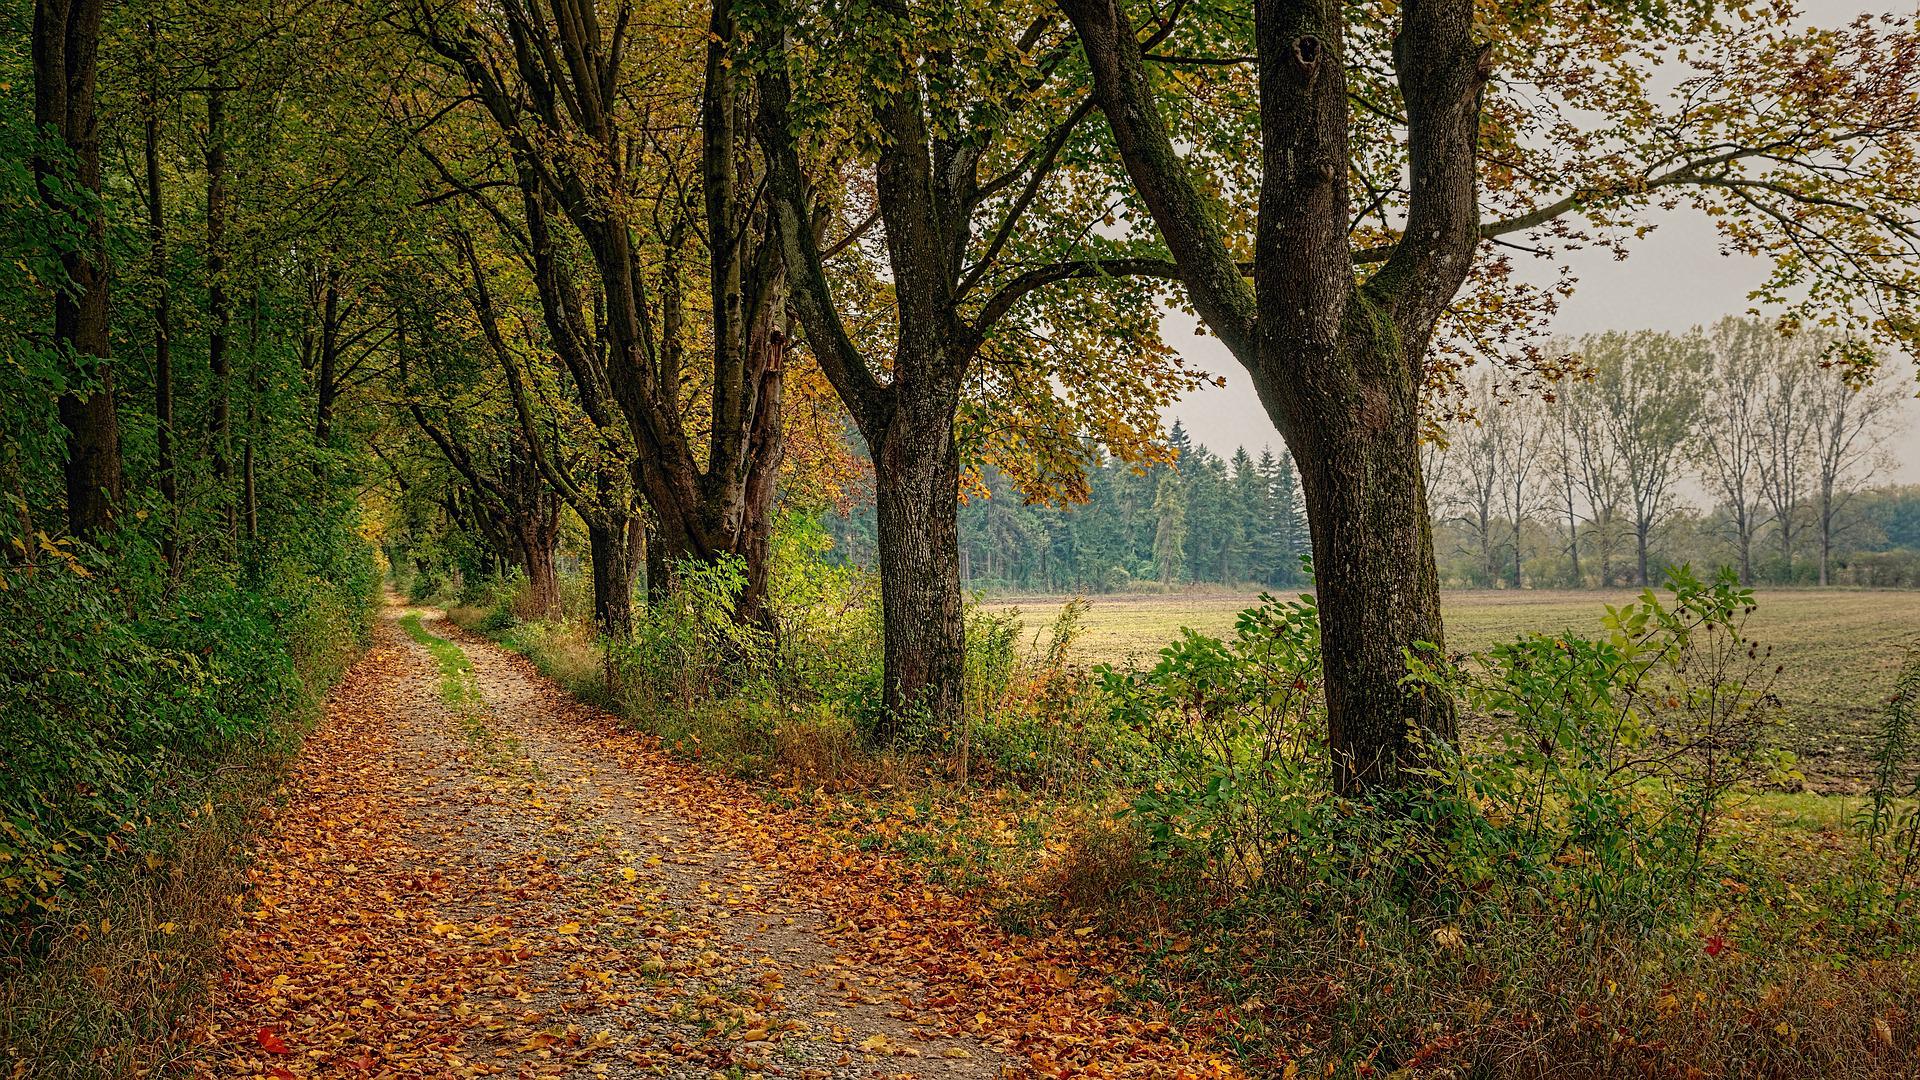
869,388 -> 965,742
1063,0 -> 1484,793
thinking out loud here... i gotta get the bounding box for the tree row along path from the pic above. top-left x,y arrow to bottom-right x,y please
188,605 -> 1237,1079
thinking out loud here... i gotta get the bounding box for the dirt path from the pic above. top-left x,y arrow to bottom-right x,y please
190,608 -> 1232,1079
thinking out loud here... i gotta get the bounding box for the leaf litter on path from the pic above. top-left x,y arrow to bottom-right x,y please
190,609 -> 1238,1078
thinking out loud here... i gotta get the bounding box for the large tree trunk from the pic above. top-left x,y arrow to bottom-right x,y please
36,0 -> 121,540
1636,524 -> 1651,586
1283,350 -> 1456,793
869,392 -> 965,743
520,526 -> 560,620
588,518 -> 634,640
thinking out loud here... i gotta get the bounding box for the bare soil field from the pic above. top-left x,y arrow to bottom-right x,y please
985,588 -> 1920,793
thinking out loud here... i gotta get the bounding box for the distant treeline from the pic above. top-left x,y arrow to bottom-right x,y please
828,319 -> 1920,592
1428,321 -> 1915,590
827,424 -> 1312,593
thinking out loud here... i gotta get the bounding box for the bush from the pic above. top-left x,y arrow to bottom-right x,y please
1100,592 -> 1324,891
1090,568 -> 1920,1076
0,544 -> 377,928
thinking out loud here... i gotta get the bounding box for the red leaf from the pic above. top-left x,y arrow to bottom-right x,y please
257,1027 -> 293,1054
1703,934 -> 1729,958
267,1068 -> 297,1080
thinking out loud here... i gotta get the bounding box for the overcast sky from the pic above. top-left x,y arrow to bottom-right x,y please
1161,4 -> 1920,484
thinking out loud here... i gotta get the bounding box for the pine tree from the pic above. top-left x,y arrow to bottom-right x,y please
1152,472 -> 1186,587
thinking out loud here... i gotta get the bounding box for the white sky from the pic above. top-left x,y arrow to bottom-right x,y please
1162,4 -> 1920,484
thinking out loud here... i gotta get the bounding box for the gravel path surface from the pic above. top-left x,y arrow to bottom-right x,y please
192,607 -> 1008,1078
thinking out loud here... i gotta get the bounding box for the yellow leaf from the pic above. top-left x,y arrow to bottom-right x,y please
620,867 -> 637,883
157,921 -> 178,935
555,921 -> 581,935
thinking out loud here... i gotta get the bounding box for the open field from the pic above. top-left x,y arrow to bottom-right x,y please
985,588 -> 1920,793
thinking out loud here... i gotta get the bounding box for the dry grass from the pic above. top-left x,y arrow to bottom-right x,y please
987,588 -> 1920,792
0,749 -> 288,1078
1047,815 -> 1161,917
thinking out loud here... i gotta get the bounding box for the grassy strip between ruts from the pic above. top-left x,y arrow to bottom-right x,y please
400,612 -> 481,713
400,612 -> 532,773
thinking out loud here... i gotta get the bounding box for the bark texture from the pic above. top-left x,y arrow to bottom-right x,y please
35,0 -> 121,539
1064,0 -> 1490,790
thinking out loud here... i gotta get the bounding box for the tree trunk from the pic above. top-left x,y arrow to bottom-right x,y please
869,392 -> 964,743
1285,360 -> 1456,793
1563,476 -> 1581,586
206,85 -> 235,541
520,527 -> 560,620
1819,483 -> 1833,586
626,510 -> 646,597
588,518 -> 634,639
243,289 -> 262,541
315,272 -> 340,447
1478,511 -> 1494,586
144,39 -> 180,583
36,0 -> 121,540
1510,517 -> 1523,589
736,473 -> 777,630
644,515 -> 675,607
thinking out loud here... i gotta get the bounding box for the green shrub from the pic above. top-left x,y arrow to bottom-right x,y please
0,544 -> 377,928
1100,591 -> 1325,891
1091,569 -> 1920,1075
